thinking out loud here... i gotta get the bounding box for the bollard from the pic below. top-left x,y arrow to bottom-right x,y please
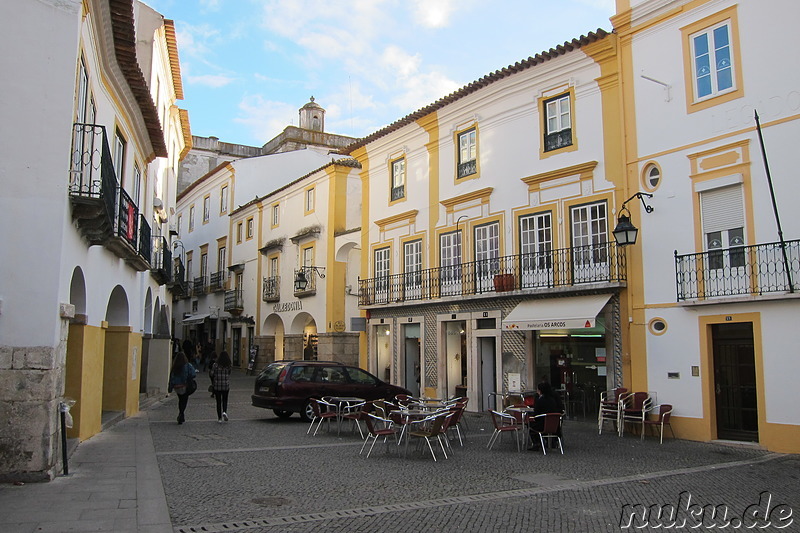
59,399 -> 75,476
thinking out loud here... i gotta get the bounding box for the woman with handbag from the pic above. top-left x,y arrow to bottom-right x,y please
168,352 -> 197,424
210,351 -> 232,423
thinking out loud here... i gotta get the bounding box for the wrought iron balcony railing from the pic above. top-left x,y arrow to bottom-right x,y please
192,276 -> 207,296
209,271 -> 226,292
457,159 -> 477,179
675,239 -> 800,300
138,214 -> 151,264
263,276 -> 280,302
544,128 -> 573,152
391,184 -> 405,201
359,241 -> 626,306
224,289 -> 244,312
294,268 -> 319,296
151,236 -> 172,285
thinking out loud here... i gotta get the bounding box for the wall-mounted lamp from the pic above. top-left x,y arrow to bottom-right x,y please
173,240 -> 186,261
294,266 -> 326,291
612,192 -> 654,246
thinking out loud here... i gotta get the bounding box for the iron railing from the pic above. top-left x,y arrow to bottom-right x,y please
544,128 -> 572,152
69,123 -> 117,232
193,276 -> 207,296
457,159 -> 477,179
391,185 -> 405,201
209,271 -> 226,292
263,276 -> 280,301
138,214 -> 151,264
294,268 -> 319,295
224,289 -> 243,312
675,239 -> 800,300
359,241 -> 626,305
151,236 -> 171,284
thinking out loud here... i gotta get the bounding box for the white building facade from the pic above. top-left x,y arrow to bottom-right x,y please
617,0 -> 800,452
0,0 -> 188,480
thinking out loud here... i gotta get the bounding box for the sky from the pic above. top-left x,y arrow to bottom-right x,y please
144,0 -> 617,148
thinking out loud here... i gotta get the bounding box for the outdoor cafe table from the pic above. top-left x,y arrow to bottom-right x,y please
327,396 -> 365,436
390,409 -> 432,449
505,406 -> 537,449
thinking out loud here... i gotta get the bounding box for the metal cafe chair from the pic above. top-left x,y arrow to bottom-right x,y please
598,387 -> 627,435
530,412 -> 565,455
642,404 -> 675,444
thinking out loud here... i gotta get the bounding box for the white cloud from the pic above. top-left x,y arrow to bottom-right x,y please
233,95 -> 296,142
411,0 -> 457,28
381,46 -> 421,78
187,74 -> 235,88
391,70 -> 460,111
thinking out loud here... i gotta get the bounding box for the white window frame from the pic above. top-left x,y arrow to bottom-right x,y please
203,195 -> 210,222
113,129 -> 126,184
374,247 -> 391,303
220,185 -> 228,214
474,222 -> 500,292
391,158 -> 405,201
546,94 -> 571,135
690,21 -> 735,101
520,212 -> 553,287
571,202 -> 609,282
403,240 -> 423,299
188,205 -> 195,232
439,231 -> 462,296
272,204 -> 280,226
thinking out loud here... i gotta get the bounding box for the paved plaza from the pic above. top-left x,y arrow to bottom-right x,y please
1,370 -> 798,532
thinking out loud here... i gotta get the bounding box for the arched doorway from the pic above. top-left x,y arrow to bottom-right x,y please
263,314 -> 286,362
103,285 -> 138,419
291,312 -> 318,361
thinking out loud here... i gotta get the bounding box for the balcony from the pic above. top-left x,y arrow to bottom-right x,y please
293,268 -> 319,297
390,184 -> 405,202
68,123 -> 150,271
457,159 -> 477,179
150,236 -> 172,285
168,257 -> 188,297
224,289 -> 244,314
544,128 -> 572,152
209,271 -> 226,292
192,276 -> 207,296
675,239 -> 800,301
263,276 -> 280,302
359,241 -> 626,306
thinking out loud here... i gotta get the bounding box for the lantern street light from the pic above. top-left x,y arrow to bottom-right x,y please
294,266 -> 326,292
612,192 -> 654,246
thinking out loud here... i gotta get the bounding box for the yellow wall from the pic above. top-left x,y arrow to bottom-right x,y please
102,326 -> 142,416
65,323 -> 105,441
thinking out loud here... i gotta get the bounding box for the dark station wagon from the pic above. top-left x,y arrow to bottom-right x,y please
251,360 -> 411,421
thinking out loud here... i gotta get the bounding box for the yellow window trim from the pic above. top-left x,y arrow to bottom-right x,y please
453,124 -> 480,184
370,242 -> 392,277
219,184 -> 229,215
375,209 -> 418,231
303,185 -> 316,215
538,86 -> 579,159
640,160 -> 663,193
511,206 -> 559,255
202,193 -> 211,224
388,155 -> 407,206
400,234 -> 426,272
245,216 -> 254,240
270,202 -> 280,229
440,187 -> 493,213
680,5 -> 744,114
522,161 -> 598,190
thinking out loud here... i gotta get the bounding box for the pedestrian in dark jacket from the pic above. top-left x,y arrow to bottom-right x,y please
210,351 -> 232,423
168,352 -> 196,424
528,381 -> 564,450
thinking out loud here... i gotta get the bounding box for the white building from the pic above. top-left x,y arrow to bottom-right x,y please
349,29 -> 628,410
0,0 -> 188,479
617,0 -> 800,452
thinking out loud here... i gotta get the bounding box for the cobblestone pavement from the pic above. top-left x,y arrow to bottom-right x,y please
151,371 -> 800,532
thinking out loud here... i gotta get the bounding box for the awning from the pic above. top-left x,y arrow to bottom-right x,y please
182,313 -> 210,325
502,294 -> 612,331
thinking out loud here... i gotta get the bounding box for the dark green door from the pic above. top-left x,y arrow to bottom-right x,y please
712,322 -> 757,442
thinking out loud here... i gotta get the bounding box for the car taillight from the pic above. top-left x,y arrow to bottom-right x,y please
277,367 -> 288,386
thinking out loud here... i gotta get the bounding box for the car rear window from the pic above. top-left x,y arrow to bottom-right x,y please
259,363 -> 287,385
316,366 -> 348,384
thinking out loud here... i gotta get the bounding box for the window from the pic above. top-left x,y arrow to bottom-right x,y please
177,214 -> 182,237
391,158 -> 405,201
237,222 -> 243,243
201,252 -> 208,279
186,256 -> 193,279
305,188 -> 315,213
571,202 -> 609,281
272,204 -> 280,227
132,164 -> 141,205
203,195 -> 210,222
246,217 -> 254,240
520,212 -> 553,286
113,129 -> 126,183
269,256 -> 279,278
217,246 -> 227,272
643,163 -> 661,191
374,247 -> 390,303
474,222 -> 500,290
691,21 -> 734,101
220,185 -> 228,214
235,272 -> 243,290
403,240 -> 422,298
457,128 -> 477,179
302,246 -> 314,269
701,184 -> 745,270
543,94 -> 572,152
188,205 -> 195,232
439,231 -> 462,296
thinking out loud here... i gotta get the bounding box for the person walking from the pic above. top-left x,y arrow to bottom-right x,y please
168,352 -> 197,424
210,350 -> 232,423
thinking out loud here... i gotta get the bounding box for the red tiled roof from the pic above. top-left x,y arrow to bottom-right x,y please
109,0 -> 168,158
344,29 -> 609,154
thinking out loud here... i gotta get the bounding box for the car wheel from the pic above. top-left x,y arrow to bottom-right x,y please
273,409 -> 293,419
300,400 -> 315,422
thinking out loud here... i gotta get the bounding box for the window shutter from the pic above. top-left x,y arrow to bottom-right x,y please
700,184 -> 744,233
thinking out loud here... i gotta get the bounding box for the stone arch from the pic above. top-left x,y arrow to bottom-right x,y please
69,266 -> 87,317
291,312 -> 318,361
289,312 -> 316,334
105,285 -> 129,326
263,313 -> 286,361
143,289 -> 153,335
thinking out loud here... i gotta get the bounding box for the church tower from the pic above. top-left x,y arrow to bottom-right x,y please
299,96 -> 325,132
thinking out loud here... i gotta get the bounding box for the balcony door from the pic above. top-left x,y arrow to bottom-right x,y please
439,231 -> 462,296
474,222 -> 500,292
374,247 -> 390,304
520,212 -> 553,288
403,240 -> 422,301
701,184 -> 748,296
571,202 -> 608,283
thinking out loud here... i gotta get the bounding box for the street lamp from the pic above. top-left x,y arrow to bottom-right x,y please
294,266 -> 326,291
612,192 -> 654,246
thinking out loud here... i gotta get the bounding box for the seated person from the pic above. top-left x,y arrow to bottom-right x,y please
528,382 -> 564,450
